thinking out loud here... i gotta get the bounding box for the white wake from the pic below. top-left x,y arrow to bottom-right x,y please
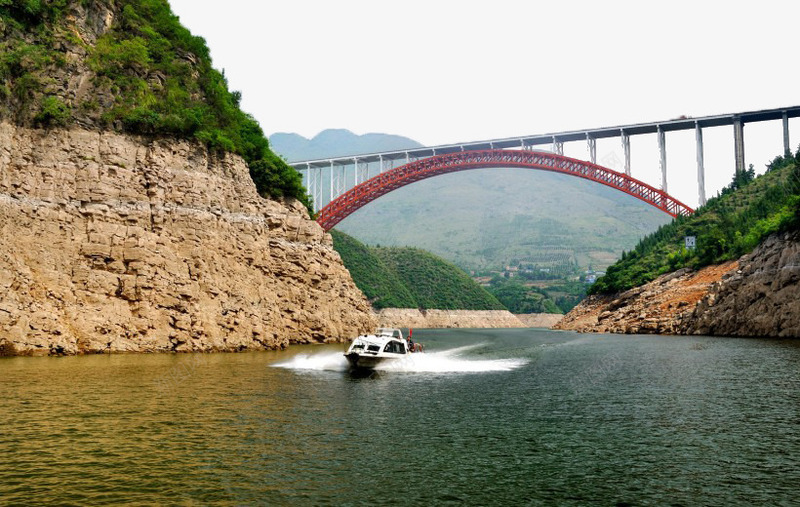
273,344 -> 528,374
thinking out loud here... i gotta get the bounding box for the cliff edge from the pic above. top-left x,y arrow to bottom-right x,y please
0,1 -> 377,355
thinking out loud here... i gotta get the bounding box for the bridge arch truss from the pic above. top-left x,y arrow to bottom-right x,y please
316,149 -> 693,231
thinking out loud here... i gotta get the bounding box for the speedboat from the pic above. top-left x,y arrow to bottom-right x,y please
344,328 -> 421,370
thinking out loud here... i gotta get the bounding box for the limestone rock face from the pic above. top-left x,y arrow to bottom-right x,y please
682,231 -> 800,337
556,231 -> 800,338
0,122 -> 376,355
554,262 -> 738,335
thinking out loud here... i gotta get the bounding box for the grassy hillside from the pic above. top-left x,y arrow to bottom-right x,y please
590,154 -> 800,295
330,230 -> 417,309
0,0 -> 306,206
373,247 -> 506,311
331,230 -> 505,311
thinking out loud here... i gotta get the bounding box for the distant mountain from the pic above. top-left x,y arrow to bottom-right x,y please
269,129 -> 423,162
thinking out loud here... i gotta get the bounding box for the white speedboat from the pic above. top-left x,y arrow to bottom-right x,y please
344,328 -> 421,370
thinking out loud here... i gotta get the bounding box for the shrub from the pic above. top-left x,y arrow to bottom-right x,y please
34,95 -> 70,126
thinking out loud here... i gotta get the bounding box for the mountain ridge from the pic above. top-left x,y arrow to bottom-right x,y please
269,129 -> 422,162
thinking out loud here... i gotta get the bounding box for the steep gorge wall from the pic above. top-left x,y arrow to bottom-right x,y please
0,122 -> 375,355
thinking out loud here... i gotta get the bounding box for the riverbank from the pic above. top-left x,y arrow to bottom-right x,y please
556,230 -> 800,337
554,262 -> 737,334
376,308 -> 563,329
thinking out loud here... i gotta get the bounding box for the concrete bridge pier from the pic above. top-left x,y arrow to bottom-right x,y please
695,122 -> 706,206
657,126 -> 667,192
586,134 -> 596,164
621,130 -> 631,176
783,111 -> 791,156
552,136 -> 564,155
733,116 -> 746,175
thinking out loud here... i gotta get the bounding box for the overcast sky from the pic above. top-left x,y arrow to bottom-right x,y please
168,0 -> 798,207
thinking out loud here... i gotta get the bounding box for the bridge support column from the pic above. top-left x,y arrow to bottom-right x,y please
695,123 -> 706,206
301,163 -> 310,201
657,125 -> 667,192
783,111 -> 791,156
331,162 -> 345,202
733,116 -> 745,175
552,137 -> 563,155
586,134 -> 596,164
621,130 -> 631,176
302,163 -> 312,212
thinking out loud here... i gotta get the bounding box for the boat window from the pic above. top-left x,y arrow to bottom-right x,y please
383,341 -> 405,354
367,345 -> 380,352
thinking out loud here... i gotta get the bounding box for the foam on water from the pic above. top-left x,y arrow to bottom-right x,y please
273,352 -> 350,372
273,344 -> 528,374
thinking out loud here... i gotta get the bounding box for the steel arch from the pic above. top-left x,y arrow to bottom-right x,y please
316,149 -> 694,231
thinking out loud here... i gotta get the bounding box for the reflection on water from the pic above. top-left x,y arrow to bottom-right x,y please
2,329 -> 800,504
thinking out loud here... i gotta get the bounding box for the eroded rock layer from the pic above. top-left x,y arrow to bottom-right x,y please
554,262 -> 738,335
682,231 -> 800,337
556,231 -> 800,338
0,122 -> 375,355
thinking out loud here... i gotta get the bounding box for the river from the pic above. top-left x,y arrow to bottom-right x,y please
2,328 -> 800,505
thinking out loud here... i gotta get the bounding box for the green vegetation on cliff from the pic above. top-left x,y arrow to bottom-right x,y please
590,153 -> 800,295
331,230 -> 506,311
0,0 -> 307,206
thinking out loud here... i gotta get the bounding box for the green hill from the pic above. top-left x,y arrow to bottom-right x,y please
590,153 -> 800,295
0,0 -> 305,206
331,230 -> 505,311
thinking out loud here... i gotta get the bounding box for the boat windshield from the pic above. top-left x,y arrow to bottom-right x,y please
383,340 -> 406,354
376,328 -> 403,340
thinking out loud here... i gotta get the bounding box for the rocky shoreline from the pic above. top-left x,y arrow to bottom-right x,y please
556,231 -> 800,338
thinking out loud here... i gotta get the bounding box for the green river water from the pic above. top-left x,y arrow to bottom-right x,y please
2,328 -> 800,505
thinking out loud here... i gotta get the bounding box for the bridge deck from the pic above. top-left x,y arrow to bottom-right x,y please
290,105 -> 800,168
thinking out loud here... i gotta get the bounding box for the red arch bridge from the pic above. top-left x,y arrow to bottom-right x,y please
314,149 -> 693,232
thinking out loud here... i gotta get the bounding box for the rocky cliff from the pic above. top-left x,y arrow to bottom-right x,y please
556,231 -> 800,337
0,122 -> 376,356
681,231 -> 800,337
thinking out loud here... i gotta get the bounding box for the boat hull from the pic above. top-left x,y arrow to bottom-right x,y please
345,352 -> 394,370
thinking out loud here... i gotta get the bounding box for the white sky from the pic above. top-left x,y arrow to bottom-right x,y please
168,0 -> 799,208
